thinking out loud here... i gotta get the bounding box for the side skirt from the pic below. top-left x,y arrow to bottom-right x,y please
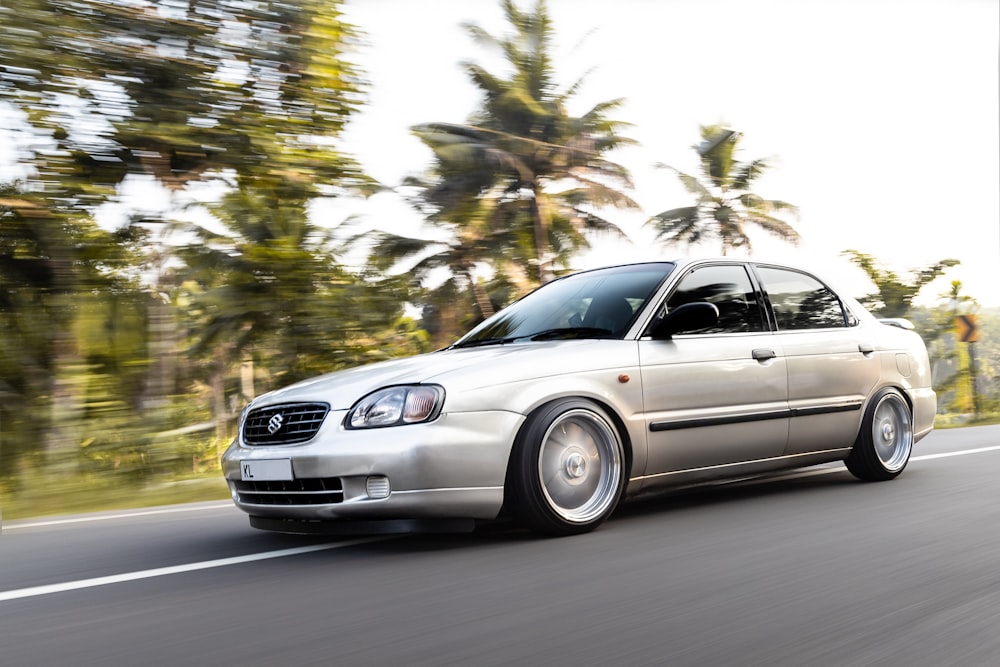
627,448 -> 852,495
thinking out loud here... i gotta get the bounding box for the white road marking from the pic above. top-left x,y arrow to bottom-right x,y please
3,502 -> 235,531
911,445 -> 1000,461
0,538 -> 391,603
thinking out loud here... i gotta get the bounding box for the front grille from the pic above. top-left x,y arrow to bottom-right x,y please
234,477 -> 344,505
243,403 -> 330,445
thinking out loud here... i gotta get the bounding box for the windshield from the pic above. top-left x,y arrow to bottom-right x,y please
452,263 -> 675,348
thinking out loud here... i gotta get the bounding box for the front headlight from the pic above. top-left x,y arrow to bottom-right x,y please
346,385 -> 445,429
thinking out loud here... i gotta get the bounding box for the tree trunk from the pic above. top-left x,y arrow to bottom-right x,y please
212,346 -> 230,442
530,185 -> 554,283
468,274 -> 495,320
240,354 -> 255,402
431,300 -> 465,349
46,294 -> 84,475
142,292 -> 178,410
44,245 -> 83,474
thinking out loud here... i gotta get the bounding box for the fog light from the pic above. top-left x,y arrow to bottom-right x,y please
366,475 -> 391,499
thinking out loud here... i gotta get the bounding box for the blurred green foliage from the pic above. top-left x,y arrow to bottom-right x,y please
0,0 -> 400,507
909,282 -> 998,418
646,125 -> 801,255
842,250 -> 961,319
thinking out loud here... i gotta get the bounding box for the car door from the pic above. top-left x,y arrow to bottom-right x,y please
637,262 -> 789,483
753,264 -> 881,455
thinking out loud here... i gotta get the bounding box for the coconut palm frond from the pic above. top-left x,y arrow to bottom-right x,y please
651,129 -> 799,255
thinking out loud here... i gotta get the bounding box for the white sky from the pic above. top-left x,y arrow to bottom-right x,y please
336,0 -> 1000,306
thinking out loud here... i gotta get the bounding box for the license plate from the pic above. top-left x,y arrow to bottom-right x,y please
240,459 -> 293,481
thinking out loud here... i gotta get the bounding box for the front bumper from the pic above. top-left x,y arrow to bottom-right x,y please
222,409 -> 524,523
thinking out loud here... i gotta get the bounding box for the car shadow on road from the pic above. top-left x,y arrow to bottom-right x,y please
614,465 -> 861,519
226,463 -> 930,554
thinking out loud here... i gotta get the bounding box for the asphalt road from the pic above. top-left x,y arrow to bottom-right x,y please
2,425 -> 999,666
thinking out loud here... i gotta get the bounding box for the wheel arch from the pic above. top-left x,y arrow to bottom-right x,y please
506,394 -> 635,481
856,382 -> 914,440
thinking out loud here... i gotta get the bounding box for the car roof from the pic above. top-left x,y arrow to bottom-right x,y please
570,257 -> 813,275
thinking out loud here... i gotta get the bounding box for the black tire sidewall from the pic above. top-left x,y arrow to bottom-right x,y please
508,398 -> 625,535
845,387 -> 912,481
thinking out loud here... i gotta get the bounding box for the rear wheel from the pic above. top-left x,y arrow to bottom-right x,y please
508,398 -> 625,536
845,388 -> 913,481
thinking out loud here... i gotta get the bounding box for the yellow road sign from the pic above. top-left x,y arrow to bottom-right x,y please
955,314 -> 980,343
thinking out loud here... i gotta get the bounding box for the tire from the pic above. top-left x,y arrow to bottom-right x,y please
845,388 -> 913,481
507,398 -> 626,536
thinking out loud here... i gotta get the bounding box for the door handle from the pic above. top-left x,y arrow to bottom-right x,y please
752,348 -> 776,361
859,343 -> 875,355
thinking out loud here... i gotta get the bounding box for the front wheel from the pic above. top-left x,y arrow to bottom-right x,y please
845,388 -> 913,481
507,399 -> 626,536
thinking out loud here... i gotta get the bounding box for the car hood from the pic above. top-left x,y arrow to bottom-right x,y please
249,340 -> 636,411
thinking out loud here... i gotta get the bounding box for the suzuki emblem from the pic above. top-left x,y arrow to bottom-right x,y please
267,413 -> 285,434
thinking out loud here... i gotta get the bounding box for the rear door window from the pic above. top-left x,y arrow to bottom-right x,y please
756,266 -> 848,330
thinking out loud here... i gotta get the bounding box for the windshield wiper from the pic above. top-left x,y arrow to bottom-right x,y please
528,327 -> 613,341
450,336 -> 518,349
452,326 -> 614,348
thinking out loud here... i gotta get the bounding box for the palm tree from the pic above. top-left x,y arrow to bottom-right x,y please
842,249 -> 959,318
354,136 -> 541,347
359,205 -> 509,324
646,125 -> 800,255
410,0 -> 638,284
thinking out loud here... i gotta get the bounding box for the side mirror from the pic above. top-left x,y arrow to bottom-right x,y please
650,302 -> 720,338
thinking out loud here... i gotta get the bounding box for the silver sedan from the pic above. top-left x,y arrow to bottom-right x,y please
222,258 -> 935,535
